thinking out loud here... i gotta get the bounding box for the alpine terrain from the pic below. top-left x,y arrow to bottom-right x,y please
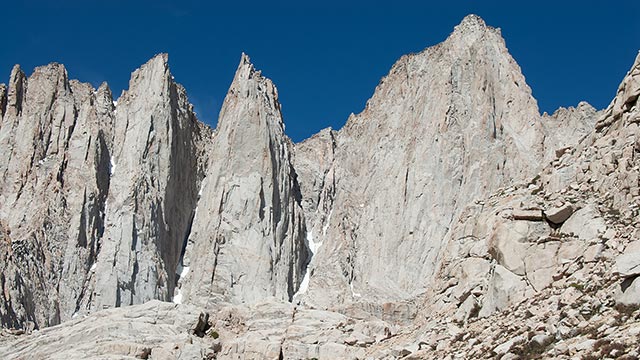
0,15 -> 639,359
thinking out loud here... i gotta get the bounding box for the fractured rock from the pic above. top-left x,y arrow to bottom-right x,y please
614,241 -> 640,277
513,209 -> 544,221
545,203 -> 574,224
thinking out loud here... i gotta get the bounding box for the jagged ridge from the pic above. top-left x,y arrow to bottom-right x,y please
0,14 -> 639,360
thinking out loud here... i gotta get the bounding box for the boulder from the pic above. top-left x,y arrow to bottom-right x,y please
614,241 -> 640,277
616,276 -> 640,306
545,204 -> 574,224
513,209 -> 544,221
561,205 -> 607,241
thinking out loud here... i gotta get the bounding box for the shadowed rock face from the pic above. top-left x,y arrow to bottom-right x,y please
89,54 -> 206,311
0,83 -> 7,120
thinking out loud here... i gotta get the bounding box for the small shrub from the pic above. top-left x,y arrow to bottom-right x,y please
594,339 -> 627,357
209,330 -> 219,339
614,303 -> 640,315
581,355 -> 599,360
568,283 -> 585,291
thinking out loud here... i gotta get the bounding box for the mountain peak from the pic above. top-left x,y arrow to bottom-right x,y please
131,53 -> 170,81
6,64 -> 26,117
234,52 -> 259,81
218,52 -> 281,134
123,53 -> 172,100
448,14 -> 500,45
459,14 -> 487,27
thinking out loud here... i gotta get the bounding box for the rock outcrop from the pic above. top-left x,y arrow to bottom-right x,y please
0,54 -> 208,328
0,63 -> 114,328
178,54 -> 309,306
89,54 -> 207,311
541,101 -> 599,163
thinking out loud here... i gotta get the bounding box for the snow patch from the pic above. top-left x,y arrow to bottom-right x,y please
198,181 -> 205,197
110,156 -> 116,175
172,265 -> 190,304
297,269 -> 311,295
177,265 -> 190,278
294,231 -> 322,297
90,263 -> 97,272
307,231 -> 322,255
113,100 -> 118,107
350,282 -> 362,298
322,209 -> 334,237
172,289 -> 183,304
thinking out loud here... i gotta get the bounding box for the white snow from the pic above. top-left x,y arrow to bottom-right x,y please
172,289 -> 183,304
172,265 -> 190,304
176,264 -> 190,278
90,263 -> 97,272
297,269 -> 311,295
350,282 -> 362,298
113,100 -> 118,107
198,181 -> 205,197
322,209 -> 334,237
307,231 -> 322,255
37,155 -> 52,166
110,156 -> 116,175
293,231 -> 322,297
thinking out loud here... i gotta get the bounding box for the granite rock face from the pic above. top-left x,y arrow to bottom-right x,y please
178,54 -> 309,306
2,14 -> 640,360
89,54 -> 207,311
428,50 -> 640,327
296,14 -> 548,307
0,63 -> 114,328
0,54 -> 208,328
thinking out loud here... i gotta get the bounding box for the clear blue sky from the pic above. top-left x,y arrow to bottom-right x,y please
2,1 -> 639,142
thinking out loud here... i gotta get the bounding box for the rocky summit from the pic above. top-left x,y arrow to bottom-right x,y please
0,14 -> 639,360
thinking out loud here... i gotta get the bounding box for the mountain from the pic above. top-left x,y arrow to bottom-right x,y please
0,14 -> 639,359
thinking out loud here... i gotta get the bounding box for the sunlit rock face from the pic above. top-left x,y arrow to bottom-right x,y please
3,13 -> 640,360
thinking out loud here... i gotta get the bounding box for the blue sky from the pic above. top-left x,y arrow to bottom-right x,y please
2,1 -> 639,142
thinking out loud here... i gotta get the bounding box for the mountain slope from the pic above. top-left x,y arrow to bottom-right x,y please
295,14 -> 586,309
1,14 -> 639,360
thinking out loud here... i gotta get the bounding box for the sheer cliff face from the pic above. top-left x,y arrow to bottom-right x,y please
0,52 -> 309,329
0,55 -> 208,327
89,54 -> 205,311
0,14 -> 607,332
0,83 -> 7,120
179,55 -> 309,306
295,15 -> 551,306
0,63 -> 114,328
